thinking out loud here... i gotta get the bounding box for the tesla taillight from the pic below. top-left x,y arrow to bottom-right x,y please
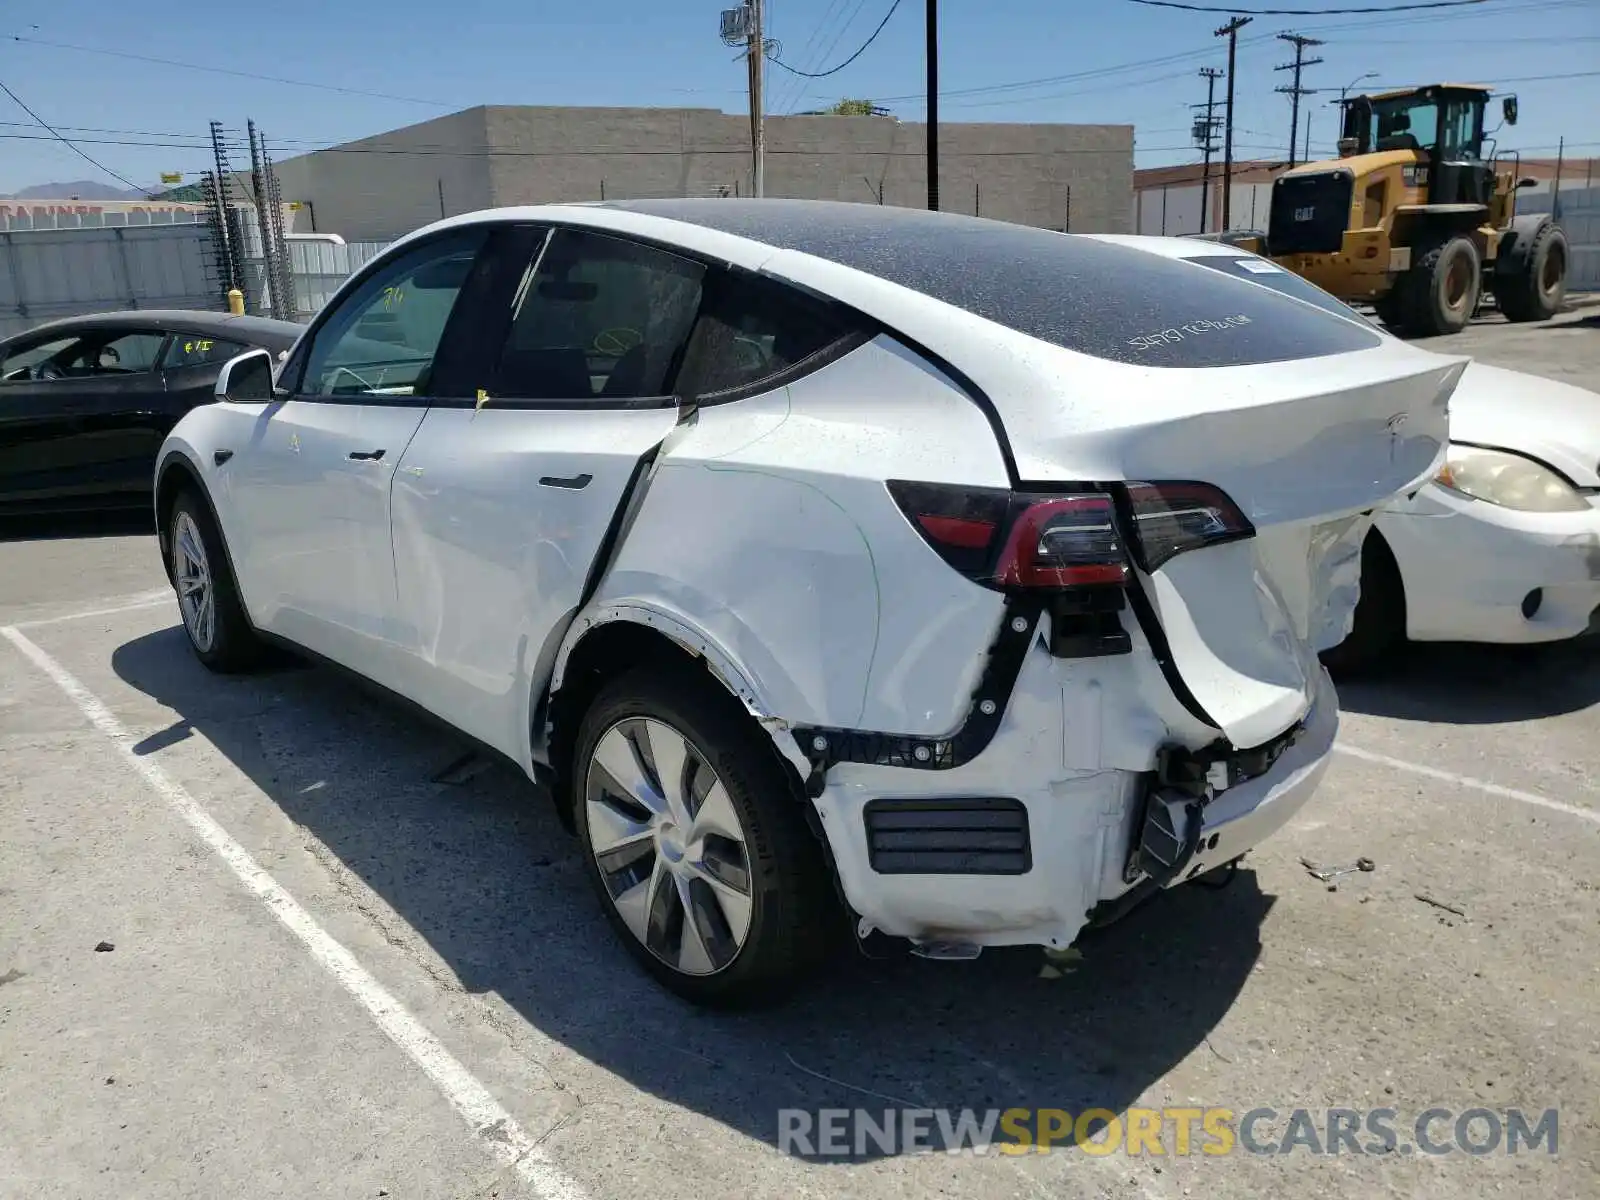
993,495 -> 1129,588
889,479 -> 1254,587
1122,482 -> 1254,571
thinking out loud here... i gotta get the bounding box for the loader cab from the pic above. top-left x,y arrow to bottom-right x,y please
1340,84 -> 1496,206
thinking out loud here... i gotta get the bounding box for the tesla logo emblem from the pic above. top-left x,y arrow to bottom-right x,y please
1294,206 -> 1316,221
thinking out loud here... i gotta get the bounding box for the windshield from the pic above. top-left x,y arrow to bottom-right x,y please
1177,254 -> 1384,331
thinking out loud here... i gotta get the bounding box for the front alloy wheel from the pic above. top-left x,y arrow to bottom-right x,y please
173,510 -> 216,654
166,488 -> 263,673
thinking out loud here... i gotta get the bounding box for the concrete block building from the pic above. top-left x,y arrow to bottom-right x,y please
273,105 -> 1133,242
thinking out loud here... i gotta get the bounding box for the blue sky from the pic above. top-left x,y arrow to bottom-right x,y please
1,0 -> 1596,193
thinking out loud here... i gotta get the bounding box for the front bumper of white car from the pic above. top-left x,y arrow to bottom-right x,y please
807,646 -> 1338,951
1379,486 -> 1600,645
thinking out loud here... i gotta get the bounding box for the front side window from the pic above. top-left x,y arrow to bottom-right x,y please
0,330 -> 164,380
1374,99 -> 1436,150
300,229 -> 485,398
493,228 -> 704,401
0,335 -> 77,382
163,335 -> 247,369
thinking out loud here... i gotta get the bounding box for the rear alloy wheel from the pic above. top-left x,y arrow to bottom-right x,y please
169,489 -> 263,673
1401,236 -> 1481,336
1496,223 -> 1568,323
573,666 -> 832,1006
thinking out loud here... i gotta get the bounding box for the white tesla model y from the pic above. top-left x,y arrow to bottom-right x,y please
154,200 -> 1466,1005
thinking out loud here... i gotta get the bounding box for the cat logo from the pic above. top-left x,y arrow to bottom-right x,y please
1294,206 -> 1316,222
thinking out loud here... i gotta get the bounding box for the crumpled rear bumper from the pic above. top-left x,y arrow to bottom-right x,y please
807,653 -> 1339,950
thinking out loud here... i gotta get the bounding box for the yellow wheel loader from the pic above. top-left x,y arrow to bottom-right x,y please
1222,84 -> 1568,337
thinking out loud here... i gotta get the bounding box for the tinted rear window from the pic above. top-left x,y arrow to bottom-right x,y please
603,200 -> 1383,368
1180,253 -> 1382,327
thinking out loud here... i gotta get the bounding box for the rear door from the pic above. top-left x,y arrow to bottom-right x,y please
389,224 -> 703,758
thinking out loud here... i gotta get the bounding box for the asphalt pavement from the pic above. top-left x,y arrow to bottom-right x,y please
2,309 -> 1597,1199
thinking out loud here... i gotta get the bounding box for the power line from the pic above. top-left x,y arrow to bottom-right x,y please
0,75 -> 150,194
772,0 -> 855,111
0,131 -> 1185,157
4,34 -> 451,107
1124,0 -> 1489,12
768,0 -> 905,77
873,36 -> 1270,103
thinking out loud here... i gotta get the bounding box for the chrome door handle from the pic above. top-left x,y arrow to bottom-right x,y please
347,448 -> 386,461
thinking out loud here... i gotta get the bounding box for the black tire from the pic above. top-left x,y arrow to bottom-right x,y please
1399,236 -> 1481,336
571,664 -> 835,1007
168,488 -> 264,673
1372,291 -> 1405,332
1320,532 -> 1406,678
1495,222 -> 1568,323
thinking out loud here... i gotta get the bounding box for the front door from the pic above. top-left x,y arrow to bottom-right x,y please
0,327 -> 169,509
389,225 -> 705,758
227,228 -> 488,688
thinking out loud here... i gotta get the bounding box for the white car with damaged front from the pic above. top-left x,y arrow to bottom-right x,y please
155,201 -> 1465,1006
1099,232 -> 1600,667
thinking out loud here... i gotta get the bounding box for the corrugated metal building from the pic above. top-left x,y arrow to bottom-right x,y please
271,105 -> 1134,242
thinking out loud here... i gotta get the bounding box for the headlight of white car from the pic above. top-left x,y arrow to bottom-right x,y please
1434,444 -> 1589,513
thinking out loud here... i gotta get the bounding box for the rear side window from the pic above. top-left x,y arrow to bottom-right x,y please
674,269 -> 865,399
494,228 -> 704,401
163,335 -> 247,369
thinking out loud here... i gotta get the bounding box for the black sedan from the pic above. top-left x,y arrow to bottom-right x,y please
0,309 -> 302,514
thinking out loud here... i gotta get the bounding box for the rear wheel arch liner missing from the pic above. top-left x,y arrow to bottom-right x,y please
541,605 -> 814,830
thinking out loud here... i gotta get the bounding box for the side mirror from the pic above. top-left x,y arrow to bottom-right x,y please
214,347 -> 275,402
1502,96 -> 1518,125
1516,177 -> 1538,190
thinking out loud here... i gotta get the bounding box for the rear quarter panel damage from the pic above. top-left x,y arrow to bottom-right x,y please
552,335 -> 1015,745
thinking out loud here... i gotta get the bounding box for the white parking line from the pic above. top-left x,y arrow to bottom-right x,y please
14,589 -> 174,628
0,625 -> 588,1200
1334,742 -> 1600,826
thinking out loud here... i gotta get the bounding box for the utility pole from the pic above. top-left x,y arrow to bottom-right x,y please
926,0 -> 939,210
751,0 -> 765,196
1274,32 -> 1323,168
1193,67 -> 1223,233
719,1 -> 766,196
1215,15 -> 1251,232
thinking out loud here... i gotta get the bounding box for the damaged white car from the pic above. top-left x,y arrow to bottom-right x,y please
1099,232 -> 1600,668
155,201 -> 1465,1005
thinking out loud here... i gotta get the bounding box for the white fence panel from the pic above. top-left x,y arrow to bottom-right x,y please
0,224 -> 218,338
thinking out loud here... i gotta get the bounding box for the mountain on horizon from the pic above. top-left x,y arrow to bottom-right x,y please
1,180 -> 150,201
